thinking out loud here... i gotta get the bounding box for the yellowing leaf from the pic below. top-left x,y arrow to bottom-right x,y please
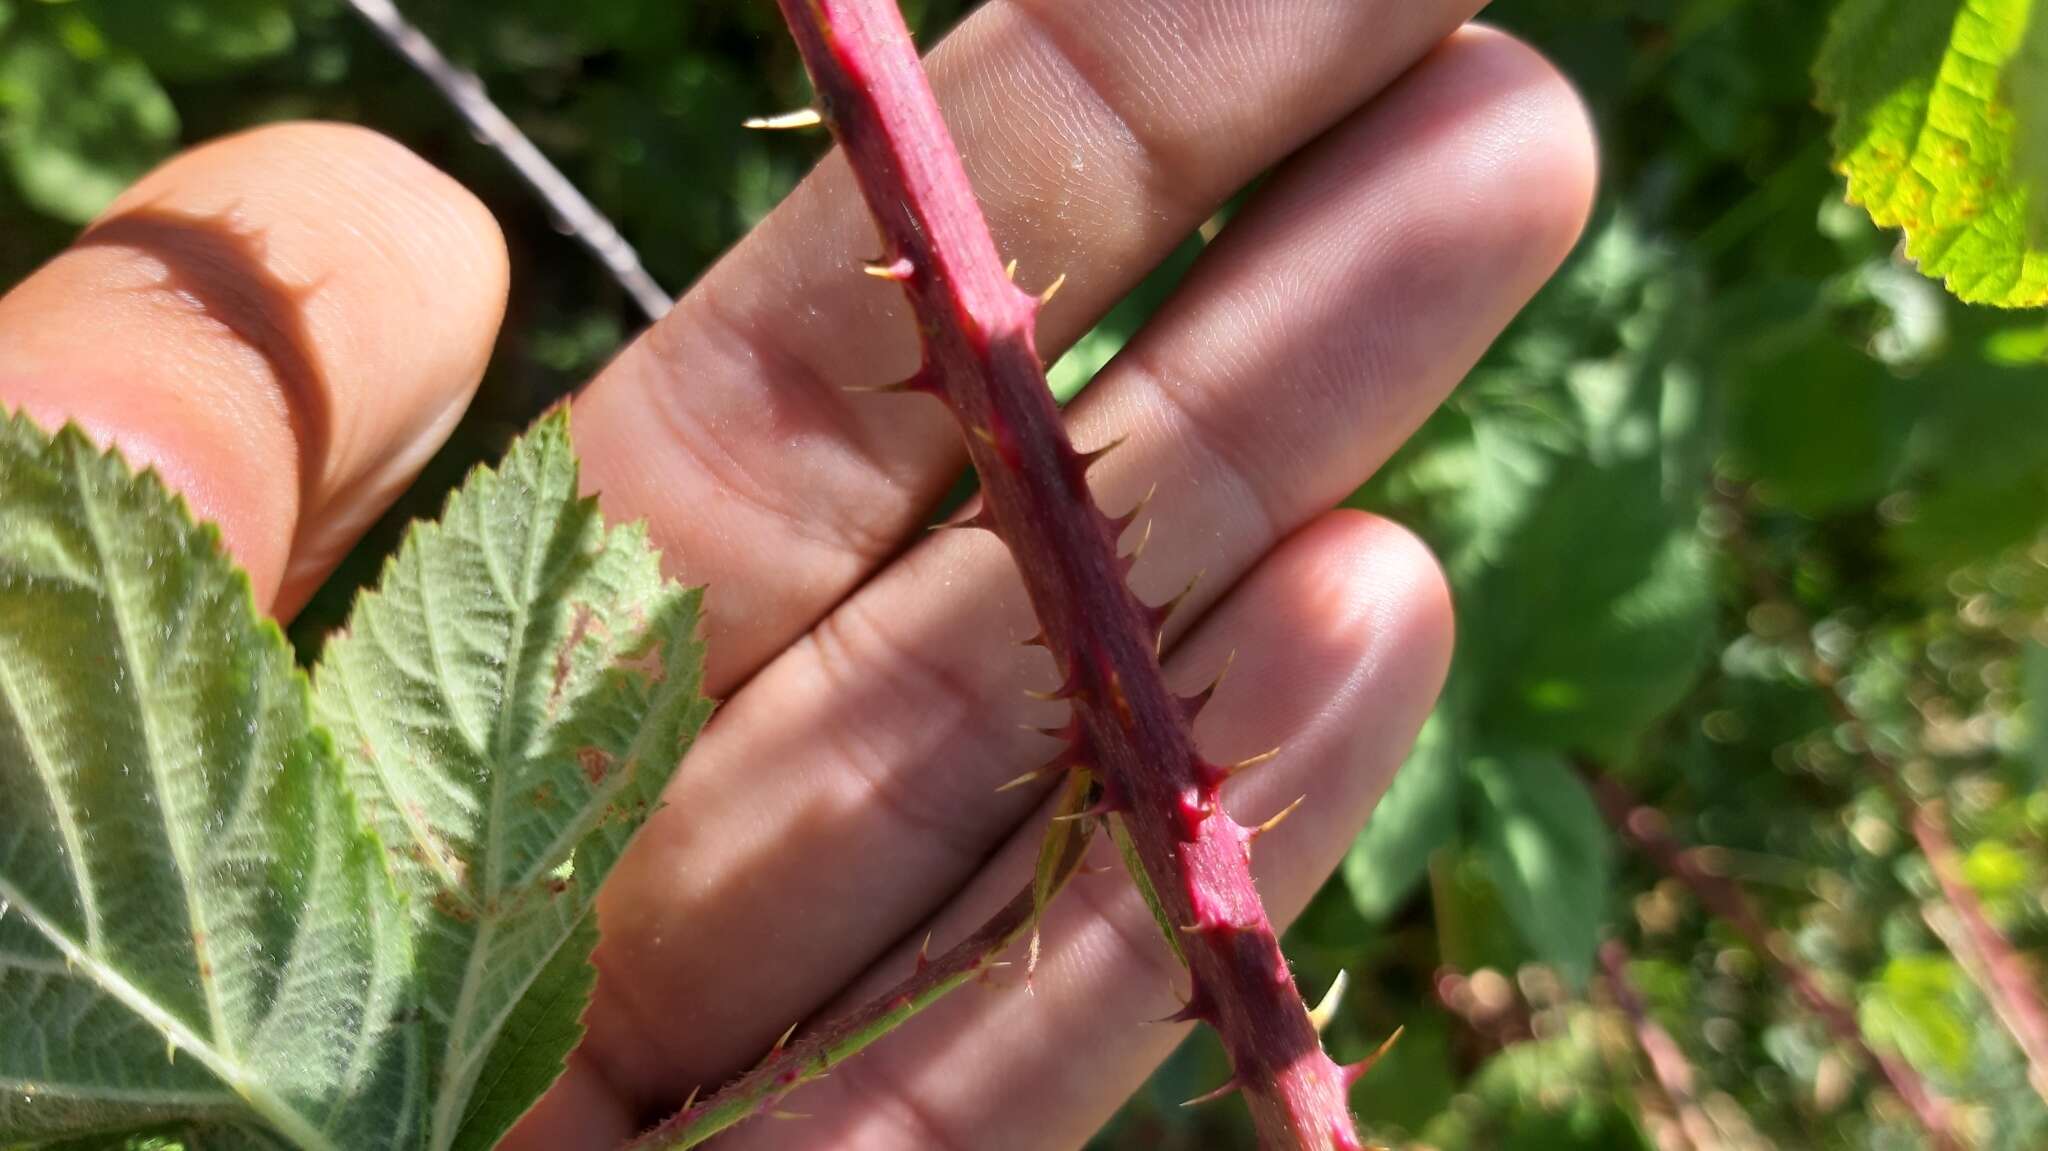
1818,0 -> 2048,306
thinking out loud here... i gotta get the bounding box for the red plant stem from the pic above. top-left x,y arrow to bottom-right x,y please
1600,939 -> 1725,1151
1586,771 -> 1956,1148
1720,488 -> 2048,1106
1915,802 -> 2048,1103
767,2 -> 1363,1147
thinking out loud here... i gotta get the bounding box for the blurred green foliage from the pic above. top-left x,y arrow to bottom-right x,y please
4,0 -> 2048,1148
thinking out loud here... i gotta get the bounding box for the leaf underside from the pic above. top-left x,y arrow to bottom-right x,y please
313,411 -> 712,1151
0,412 -> 417,1150
1,409 -> 712,1151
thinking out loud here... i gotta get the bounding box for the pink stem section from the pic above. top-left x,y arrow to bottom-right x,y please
1914,802 -> 2048,1105
1600,939 -> 1727,1151
769,2 -> 1363,1147
1586,771 -> 1956,1149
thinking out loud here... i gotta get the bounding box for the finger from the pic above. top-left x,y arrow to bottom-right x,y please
572,0 -> 1488,687
582,25 -> 1592,1105
714,510 -> 1455,1150
0,122 -> 508,614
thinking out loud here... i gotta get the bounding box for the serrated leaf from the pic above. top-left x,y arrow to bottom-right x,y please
447,917 -> 595,1151
0,22 -> 177,223
1344,710 -> 1461,923
1469,754 -> 1613,985
0,412 -> 419,1149
1818,0 -> 2048,306
312,410 -> 713,1151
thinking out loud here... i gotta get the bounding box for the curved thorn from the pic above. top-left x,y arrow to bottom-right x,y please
1342,1026 -> 1406,1087
996,766 -> 1054,793
1125,517 -> 1156,565
863,256 -> 916,282
1308,970 -> 1350,1035
1180,649 -> 1237,720
1005,257 -> 1020,281
1079,433 -> 1128,471
744,107 -> 824,130
1218,745 -> 1282,784
1250,795 -> 1307,843
1180,1077 -> 1243,1108
844,368 -> 931,395
1038,271 -> 1068,305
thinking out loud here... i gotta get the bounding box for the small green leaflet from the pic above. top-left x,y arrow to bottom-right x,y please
1818,0 -> 2048,307
314,411 -> 712,1151
0,410 -> 711,1149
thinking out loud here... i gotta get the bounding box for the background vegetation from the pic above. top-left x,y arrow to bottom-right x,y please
4,1 -> 2046,1147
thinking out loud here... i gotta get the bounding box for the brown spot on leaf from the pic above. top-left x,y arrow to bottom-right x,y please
550,602 -> 600,716
579,747 -> 614,785
618,639 -> 668,687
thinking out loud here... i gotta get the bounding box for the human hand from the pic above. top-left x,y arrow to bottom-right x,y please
0,3 -> 1593,1147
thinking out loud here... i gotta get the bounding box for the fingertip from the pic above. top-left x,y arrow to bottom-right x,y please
1431,24 -> 1600,277
0,121 -> 509,611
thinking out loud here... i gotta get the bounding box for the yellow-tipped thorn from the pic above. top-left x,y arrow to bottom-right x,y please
844,372 -> 925,395
770,1020 -> 799,1055
1123,481 -> 1160,525
769,1109 -> 811,1120
1180,1077 -> 1242,1108
1343,1026 -> 1406,1087
1221,745 -> 1281,782
744,108 -> 825,130
679,1085 -> 702,1113
1125,518 -> 1155,563
864,256 -> 915,282
1251,795 -> 1307,841
996,767 -> 1051,793
971,425 -> 1000,450
1005,257 -> 1020,281
1308,970 -> 1350,1035
1080,433 -> 1128,469
1039,272 -> 1069,305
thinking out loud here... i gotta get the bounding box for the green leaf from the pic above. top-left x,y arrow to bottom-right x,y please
0,412 -> 418,1149
83,0 -> 294,81
312,410 -> 713,1151
0,20 -> 178,223
1360,217 -> 1716,759
1817,0 -> 2048,306
1862,954 -> 1975,1077
447,917 -> 596,1151
1727,333 -> 1919,514
1469,754 -> 1614,984
1459,411 -> 1714,758
1343,710 -> 1462,923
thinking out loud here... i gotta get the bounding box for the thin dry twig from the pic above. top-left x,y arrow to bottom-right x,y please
343,0 -> 673,322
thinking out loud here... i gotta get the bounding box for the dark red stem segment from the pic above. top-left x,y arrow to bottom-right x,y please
768,2 -> 1363,1147
1586,771 -> 1956,1149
